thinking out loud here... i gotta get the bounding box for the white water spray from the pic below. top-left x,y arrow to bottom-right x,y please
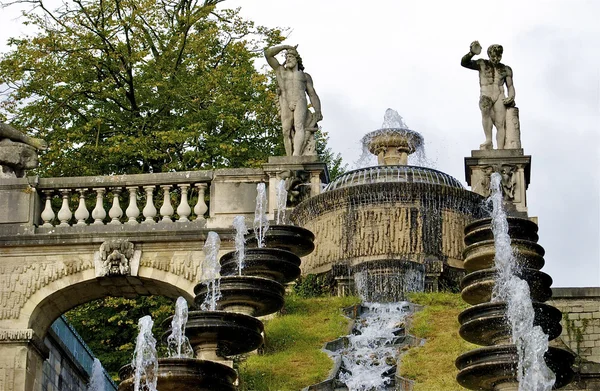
132,316 -> 158,391
339,302 -> 410,391
253,183 -> 269,248
233,216 -> 248,275
200,231 -> 222,311
166,297 -> 193,358
276,179 -> 288,224
87,358 -> 105,391
489,172 -> 555,391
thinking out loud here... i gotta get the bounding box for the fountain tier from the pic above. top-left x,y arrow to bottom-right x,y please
118,358 -> 237,391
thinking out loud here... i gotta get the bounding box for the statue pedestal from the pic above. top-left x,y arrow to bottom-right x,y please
465,149 -> 531,215
262,156 -> 328,216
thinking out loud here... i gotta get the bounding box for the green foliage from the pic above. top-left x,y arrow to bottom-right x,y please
314,129 -> 347,180
238,294 -> 360,391
0,0 -> 286,176
292,273 -> 334,298
401,292 -> 475,391
64,296 -> 175,379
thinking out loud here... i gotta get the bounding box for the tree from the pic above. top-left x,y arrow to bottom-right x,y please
0,0 -> 285,176
64,296 -> 174,379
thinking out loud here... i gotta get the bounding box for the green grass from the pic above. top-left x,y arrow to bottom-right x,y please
400,292 -> 477,391
237,294 -> 360,391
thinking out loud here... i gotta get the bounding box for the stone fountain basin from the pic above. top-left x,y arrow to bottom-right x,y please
365,128 -> 423,153
456,345 -> 574,390
245,224 -> 315,257
171,311 -> 264,357
464,217 -> 539,246
459,302 -> 562,346
219,248 -> 301,284
462,239 -> 545,273
460,268 -> 553,305
194,276 -> 285,317
118,358 -> 237,391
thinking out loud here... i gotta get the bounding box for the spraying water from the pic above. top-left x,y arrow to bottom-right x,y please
200,231 -> 222,311
253,183 -> 269,248
489,172 -> 555,390
166,297 -> 193,358
233,216 -> 248,275
87,358 -> 106,391
276,179 -> 288,224
132,316 -> 158,391
338,302 -> 410,391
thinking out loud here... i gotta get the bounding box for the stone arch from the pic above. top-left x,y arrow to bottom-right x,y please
21,266 -> 196,340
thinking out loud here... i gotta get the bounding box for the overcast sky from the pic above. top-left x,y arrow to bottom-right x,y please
1,0 -> 598,287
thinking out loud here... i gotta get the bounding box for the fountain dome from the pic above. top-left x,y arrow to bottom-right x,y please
291,110 -> 486,297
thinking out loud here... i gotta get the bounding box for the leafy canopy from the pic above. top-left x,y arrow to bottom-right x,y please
0,0 -> 286,175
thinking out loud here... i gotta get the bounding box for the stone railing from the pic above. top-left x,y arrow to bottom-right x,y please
0,157 -> 328,238
35,171 -> 212,228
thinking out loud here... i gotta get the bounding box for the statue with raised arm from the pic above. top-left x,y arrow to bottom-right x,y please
0,122 -> 47,178
264,44 -> 323,157
461,41 -> 521,150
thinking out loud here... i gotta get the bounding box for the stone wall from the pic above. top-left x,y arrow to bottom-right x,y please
549,287 -> 600,391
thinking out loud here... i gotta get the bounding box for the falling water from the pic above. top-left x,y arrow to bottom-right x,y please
338,302 -> 410,390
276,179 -> 288,224
200,231 -> 222,311
87,358 -> 105,391
353,263 -> 425,303
233,216 -> 248,275
166,297 -> 193,358
489,172 -> 555,391
132,316 -> 158,391
253,183 -> 269,248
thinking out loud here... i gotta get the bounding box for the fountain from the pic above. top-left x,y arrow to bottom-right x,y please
121,188 -> 317,390
456,173 -> 574,390
292,109 -> 485,298
88,358 -> 106,391
361,108 -> 424,166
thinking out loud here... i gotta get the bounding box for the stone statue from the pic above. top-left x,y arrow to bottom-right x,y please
264,44 -> 323,157
461,41 -> 521,150
0,122 -> 47,178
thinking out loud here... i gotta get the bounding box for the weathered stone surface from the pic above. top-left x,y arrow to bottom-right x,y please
265,44 -> 322,157
0,140 -> 39,178
461,42 -> 522,150
465,149 -> 531,214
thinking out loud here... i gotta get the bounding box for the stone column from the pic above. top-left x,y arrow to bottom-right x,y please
0,329 -> 47,391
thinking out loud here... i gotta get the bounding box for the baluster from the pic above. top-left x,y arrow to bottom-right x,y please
57,189 -> 73,226
126,187 -> 140,224
159,185 -> 174,223
142,185 -> 157,224
74,189 -> 90,225
40,190 -> 56,227
176,184 -> 191,222
92,188 -> 107,225
108,188 -> 123,224
194,183 -> 208,220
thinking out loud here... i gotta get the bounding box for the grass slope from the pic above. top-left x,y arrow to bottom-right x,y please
400,292 -> 477,391
238,294 -> 360,391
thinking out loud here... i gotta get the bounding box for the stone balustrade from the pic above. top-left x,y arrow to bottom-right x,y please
35,171 -> 212,228
0,158 -> 328,238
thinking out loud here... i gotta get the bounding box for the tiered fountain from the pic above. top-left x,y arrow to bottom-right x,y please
292,109 -> 485,300
118,183 -> 314,390
456,174 -> 574,390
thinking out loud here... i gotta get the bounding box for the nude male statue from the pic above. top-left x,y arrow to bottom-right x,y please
461,41 -> 515,150
264,45 -> 322,156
